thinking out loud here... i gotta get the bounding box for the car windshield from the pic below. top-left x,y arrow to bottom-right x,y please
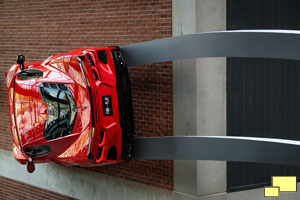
39,83 -> 77,140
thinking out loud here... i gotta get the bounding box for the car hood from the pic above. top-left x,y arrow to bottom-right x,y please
14,79 -> 48,146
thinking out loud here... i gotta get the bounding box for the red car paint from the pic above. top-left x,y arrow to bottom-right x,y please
6,47 -> 134,170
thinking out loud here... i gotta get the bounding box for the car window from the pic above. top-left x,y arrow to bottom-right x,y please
43,88 -> 59,123
39,83 -> 77,140
18,69 -> 43,80
25,145 -> 51,157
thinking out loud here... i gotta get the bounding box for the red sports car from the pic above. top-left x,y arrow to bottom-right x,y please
5,47 -> 134,173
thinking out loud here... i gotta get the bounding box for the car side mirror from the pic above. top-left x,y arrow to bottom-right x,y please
17,54 -> 25,70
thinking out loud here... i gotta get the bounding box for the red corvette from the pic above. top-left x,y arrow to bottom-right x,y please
5,47 -> 134,173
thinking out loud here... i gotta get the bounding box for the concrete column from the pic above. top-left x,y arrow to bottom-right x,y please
173,0 -> 226,199
173,0 -> 198,196
195,0 -> 227,197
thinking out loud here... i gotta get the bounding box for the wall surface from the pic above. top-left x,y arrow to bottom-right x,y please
0,0 -> 173,194
173,0 -> 227,199
226,0 -> 300,192
0,176 -> 77,200
0,149 -> 174,200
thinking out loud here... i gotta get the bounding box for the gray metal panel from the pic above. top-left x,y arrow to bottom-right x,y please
226,1 -> 300,193
133,136 -> 300,166
120,30 -> 300,67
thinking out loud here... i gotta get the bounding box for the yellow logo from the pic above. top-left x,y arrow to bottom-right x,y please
264,176 -> 297,197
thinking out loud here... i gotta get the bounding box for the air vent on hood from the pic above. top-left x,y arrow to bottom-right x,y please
97,50 -> 107,64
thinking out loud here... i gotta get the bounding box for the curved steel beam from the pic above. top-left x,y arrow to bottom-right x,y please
121,30 -> 300,67
133,136 -> 300,166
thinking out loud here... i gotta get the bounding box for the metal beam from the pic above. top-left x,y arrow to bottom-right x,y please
121,30 -> 300,67
133,136 -> 300,166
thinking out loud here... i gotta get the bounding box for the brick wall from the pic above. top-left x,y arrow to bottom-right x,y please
0,0 -> 173,191
0,176 -> 77,200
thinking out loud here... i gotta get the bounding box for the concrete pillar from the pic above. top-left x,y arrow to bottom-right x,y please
173,0 -> 226,199
173,0 -> 198,196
